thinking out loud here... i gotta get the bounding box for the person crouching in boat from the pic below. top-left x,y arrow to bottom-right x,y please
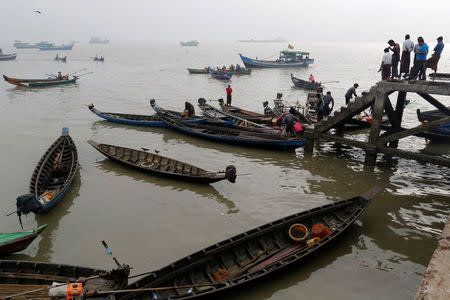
57,71 -> 63,79
281,107 -> 297,137
309,74 -> 315,83
183,102 -> 195,117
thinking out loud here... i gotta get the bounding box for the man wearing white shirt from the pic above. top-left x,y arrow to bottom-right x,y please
378,48 -> 392,80
400,34 -> 414,78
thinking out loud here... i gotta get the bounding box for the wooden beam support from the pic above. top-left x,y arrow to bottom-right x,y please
417,92 -> 450,115
383,94 -> 401,129
377,116 -> 450,144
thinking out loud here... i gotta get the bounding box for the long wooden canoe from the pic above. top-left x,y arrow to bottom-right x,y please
0,225 -> 47,257
291,74 -> 322,90
188,68 -> 251,75
88,104 -> 207,127
0,260 -> 129,298
16,128 -> 78,217
25,78 -> 76,87
3,75 -> 63,86
162,116 -> 305,149
117,187 -> 380,300
88,140 -> 236,183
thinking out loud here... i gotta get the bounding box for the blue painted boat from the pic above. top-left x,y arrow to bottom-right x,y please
239,51 -> 314,68
416,108 -> 450,142
0,53 -> 17,61
208,67 -> 232,80
88,103 -> 206,127
162,116 -> 305,149
39,43 -> 74,51
15,128 -> 78,218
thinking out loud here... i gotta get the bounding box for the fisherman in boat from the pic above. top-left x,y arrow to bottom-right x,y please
57,71 -> 63,79
281,107 -> 297,137
183,102 -> 195,117
263,101 -> 273,115
236,64 -> 241,70
309,74 -> 315,83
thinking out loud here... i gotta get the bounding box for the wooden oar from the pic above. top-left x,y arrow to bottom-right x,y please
101,240 -> 121,267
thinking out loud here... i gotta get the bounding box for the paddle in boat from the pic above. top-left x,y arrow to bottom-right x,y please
208,67 -> 232,80
13,128 -> 78,225
88,103 -> 206,127
161,115 -> 305,149
108,187 -> 381,299
291,74 -> 322,90
88,140 -> 237,184
0,225 -> 47,257
239,50 -> 314,68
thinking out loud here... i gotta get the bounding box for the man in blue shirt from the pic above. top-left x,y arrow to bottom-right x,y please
426,36 -> 444,78
408,37 -> 428,80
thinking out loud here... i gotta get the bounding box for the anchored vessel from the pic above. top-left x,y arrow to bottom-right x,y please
180,40 -> 199,47
239,51 -> 314,68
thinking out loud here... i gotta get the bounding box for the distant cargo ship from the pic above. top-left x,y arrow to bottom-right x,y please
180,40 -> 199,47
13,40 -> 53,49
89,37 -> 110,44
39,42 -> 75,51
238,38 -> 287,43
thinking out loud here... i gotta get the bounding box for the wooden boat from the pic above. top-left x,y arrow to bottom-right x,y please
118,187 -> 380,300
218,100 -> 274,124
428,72 -> 450,79
24,78 -> 76,87
3,75 -> 62,86
291,74 -> 321,90
162,116 -> 305,149
416,108 -> 450,142
0,225 -> 47,257
0,53 -> 17,61
88,140 -> 236,184
208,68 -> 232,80
0,260 -> 129,298
150,99 -> 233,126
93,56 -> 105,62
417,107 -> 450,122
15,128 -> 78,217
54,55 -> 66,62
239,51 -> 314,68
88,103 -> 207,127
187,68 -> 251,75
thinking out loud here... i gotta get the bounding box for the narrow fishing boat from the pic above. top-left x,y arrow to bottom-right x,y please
3,75 -> 61,86
208,68 -> 232,80
291,74 -> 321,90
239,50 -> 314,68
218,99 -> 274,124
416,108 -> 450,142
54,55 -> 67,62
88,104 -> 206,127
162,116 -> 305,149
0,225 -> 47,257
15,128 -> 78,221
113,187 -> 380,300
187,68 -> 251,75
150,99 -> 232,126
92,56 -> 105,62
88,140 -> 236,184
0,53 -> 17,61
25,77 -> 77,87
0,260 -> 129,298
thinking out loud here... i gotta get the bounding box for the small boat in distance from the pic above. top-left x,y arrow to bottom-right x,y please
88,140 -> 237,184
89,36 -> 110,44
0,225 -> 47,257
291,74 -> 322,90
39,42 -> 75,51
92,56 -> 105,62
240,50 -> 314,68
0,53 -> 17,61
188,66 -> 251,75
180,40 -> 199,46
55,54 -> 67,62
3,74 -> 71,86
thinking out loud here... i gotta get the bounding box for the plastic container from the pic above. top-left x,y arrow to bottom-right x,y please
288,224 -> 309,243
311,223 -> 331,239
294,122 -> 303,132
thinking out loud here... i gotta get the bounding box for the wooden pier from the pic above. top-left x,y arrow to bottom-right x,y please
304,80 -> 450,166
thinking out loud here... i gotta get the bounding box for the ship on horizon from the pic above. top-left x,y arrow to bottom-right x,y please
180,40 -> 199,47
89,37 -> 110,44
13,40 -> 54,49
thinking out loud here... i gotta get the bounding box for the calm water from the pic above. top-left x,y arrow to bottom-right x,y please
0,41 -> 449,299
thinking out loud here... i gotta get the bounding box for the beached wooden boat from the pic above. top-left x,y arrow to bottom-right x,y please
162,116 -> 305,149
88,140 -> 236,184
15,128 -> 78,218
88,104 -> 206,127
291,74 -> 321,90
0,260 -> 129,298
116,187 -> 380,300
239,51 -> 314,68
188,68 -> 251,75
0,225 -> 47,257
218,100 -> 274,124
208,68 -> 232,80
0,53 -> 17,61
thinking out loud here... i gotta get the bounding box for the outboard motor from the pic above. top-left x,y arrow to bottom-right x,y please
198,98 -> 207,105
225,165 -> 237,183
16,193 -> 43,228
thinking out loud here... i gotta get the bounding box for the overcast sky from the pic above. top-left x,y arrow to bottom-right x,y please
0,0 -> 447,44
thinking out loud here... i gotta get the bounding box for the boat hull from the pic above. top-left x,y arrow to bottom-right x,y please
0,225 -> 47,257
26,78 -> 76,87
416,108 -> 450,142
188,68 -> 251,75
39,44 -> 74,51
291,74 -> 321,90
0,54 -> 17,61
240,54 -> 313,68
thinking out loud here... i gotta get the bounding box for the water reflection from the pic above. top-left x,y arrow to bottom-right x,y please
94,159 -> 238,215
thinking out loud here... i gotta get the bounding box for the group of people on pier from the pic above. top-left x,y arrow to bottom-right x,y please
379,35 -> 444,80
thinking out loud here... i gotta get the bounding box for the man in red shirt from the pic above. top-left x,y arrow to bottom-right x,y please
226,85 -> 232,105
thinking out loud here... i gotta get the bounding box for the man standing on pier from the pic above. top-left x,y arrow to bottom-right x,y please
409,37 -> 428,80
426,36 -> 444,78
226,85 -> 232,105
345,83 -> 359,105
388,39 -> 401,79
379,48 -> 392,80
400,34 -> 414,78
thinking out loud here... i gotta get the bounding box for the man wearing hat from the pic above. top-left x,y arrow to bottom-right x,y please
426,36 -> 444,78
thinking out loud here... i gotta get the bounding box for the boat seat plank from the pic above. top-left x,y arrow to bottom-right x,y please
0,272 -> 70,282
